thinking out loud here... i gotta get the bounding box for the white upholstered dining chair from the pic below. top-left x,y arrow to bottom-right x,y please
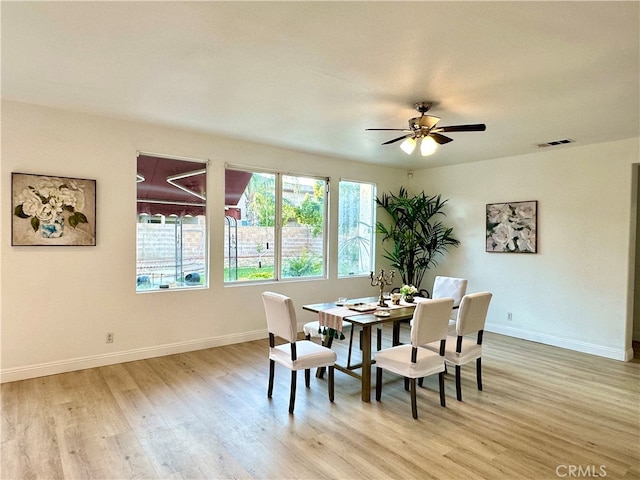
432,276 -> 468,325
423,291 -> 492,401
262,292 -> 337,414
408,277 -> 466,333
374,297 -> 454,419
304,319 -> 359,368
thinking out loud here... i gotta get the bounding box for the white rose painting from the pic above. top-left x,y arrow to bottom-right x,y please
12,173 -> 96,246
486,201 -> 537,253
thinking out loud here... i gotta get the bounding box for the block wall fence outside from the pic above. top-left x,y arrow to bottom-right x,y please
137,225 -> 322,272
224,225 -> 322,268
137,223 -> 206,269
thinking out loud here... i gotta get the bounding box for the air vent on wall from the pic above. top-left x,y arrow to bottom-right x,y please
537,138 -> 575,148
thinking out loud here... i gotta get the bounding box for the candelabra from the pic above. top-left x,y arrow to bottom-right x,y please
370,269 -> 395,307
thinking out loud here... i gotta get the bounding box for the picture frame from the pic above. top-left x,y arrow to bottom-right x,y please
11,173 -> 96,246
486,200 -> 537,253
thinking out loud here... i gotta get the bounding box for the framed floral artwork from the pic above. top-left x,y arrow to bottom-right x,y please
11,173 -> 96,246
486,200 -> 537,253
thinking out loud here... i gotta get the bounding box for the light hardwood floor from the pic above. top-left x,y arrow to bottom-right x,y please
2,328 -> 639,480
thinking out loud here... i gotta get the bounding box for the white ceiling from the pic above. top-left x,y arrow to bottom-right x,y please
2,1 -> 639,169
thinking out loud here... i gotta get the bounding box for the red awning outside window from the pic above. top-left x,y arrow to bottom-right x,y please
137,155 -> 252,217
137,155 -> 206,217
225,169 -> 253,206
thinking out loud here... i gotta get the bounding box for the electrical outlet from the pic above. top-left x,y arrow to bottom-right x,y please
507,312 -> 513,321
106,332 -> 114,343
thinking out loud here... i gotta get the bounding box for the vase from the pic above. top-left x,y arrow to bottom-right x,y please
40,215 -> 64,238
403,294 -> 414,303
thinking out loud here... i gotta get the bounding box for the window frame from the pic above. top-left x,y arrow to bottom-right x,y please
136,152 -> 209,293
224,166 -> 329,284
337,178 -> 377,278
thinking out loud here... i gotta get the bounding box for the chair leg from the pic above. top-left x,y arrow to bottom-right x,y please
418,377 -> 424,387
328,366 -> 335,402
410,378 -> 418,419
305,368 -> 311,388
377,327 -> 382,351
404,377 -> 410,391
289,370 -> 297,414
439,371 -> 446,407
476,358 -> 483,391
455,365 -> 462,401
317,335 -> 334,379
375,367 -> 383,401
392,321 -> 401,346
268,359 -> 275,398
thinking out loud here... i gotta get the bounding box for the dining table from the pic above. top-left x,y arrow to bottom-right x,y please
302,296 -> 416,402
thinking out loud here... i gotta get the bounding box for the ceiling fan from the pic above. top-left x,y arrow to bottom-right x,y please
366,102 -> 486,156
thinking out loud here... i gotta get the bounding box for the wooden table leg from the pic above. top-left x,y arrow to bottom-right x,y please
361,324 -> 372,402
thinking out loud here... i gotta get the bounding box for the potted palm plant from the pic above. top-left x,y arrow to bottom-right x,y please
376,187 -> 460,291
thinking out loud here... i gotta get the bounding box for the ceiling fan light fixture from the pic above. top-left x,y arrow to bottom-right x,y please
420,135 -> 438,156
400,136 -> 417,154
366,101 -> 486,155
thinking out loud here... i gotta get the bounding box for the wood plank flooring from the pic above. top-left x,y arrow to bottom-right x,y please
2,327 -> 639,479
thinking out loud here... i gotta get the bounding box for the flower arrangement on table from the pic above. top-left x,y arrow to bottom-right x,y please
400,284 -> 418,302
13,177 -> 88,238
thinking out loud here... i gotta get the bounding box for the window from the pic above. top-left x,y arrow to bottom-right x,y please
281,174 -> 327,278
338,180 -> 376,277
136,154 -> 207,291
225,170 -> 275,282
225,168 -> 327,283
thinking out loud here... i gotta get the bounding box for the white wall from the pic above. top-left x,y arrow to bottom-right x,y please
2,101 -> 637,383
0,101 -> 406,382
410,138 -> 639,360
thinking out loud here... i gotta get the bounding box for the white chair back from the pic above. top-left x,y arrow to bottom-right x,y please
433,276 -> 468,307
456,292 -> 492,337
411,297 -> 455,346
262,291 -> 297,342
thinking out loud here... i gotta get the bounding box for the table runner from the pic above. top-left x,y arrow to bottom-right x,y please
318,306 -> 360,334
317,301 -> 414,337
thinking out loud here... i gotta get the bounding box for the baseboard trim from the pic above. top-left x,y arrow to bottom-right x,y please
3,324 -> 632,384
486,323 -> 629,361
0,329 -> 267,384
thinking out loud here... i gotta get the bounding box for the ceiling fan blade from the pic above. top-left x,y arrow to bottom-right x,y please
382,135 -> 410,145
429,133 -> 454,145
366,128 -> 411,132
435,123 -> 486,133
